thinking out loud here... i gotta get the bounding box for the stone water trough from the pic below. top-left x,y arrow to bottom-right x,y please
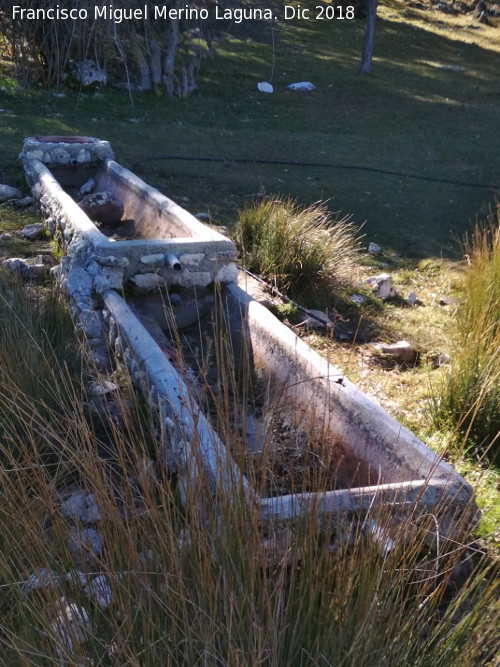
20,136 -> 476,543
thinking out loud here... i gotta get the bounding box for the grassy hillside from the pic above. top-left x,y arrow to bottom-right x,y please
1,0 -> 499,257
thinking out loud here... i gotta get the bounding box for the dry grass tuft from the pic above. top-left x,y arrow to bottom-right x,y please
232,197 -> 361,306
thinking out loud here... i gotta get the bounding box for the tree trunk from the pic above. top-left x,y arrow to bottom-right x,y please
149,38 -> 163,93
131,35 -> 152,91
163,4 -> 179,95
359,0 -> 378,74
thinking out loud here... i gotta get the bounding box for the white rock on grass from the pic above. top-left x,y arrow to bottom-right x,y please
257,81 -> 273,93
287,81 -> 315,91
371,340 -> 417,365
407,291 -> 417,305
365,273 -> 397,299
349,294 -> 367,305
21,568 -> 57,595
0,184 -> 22,202
368,241 -> 381,254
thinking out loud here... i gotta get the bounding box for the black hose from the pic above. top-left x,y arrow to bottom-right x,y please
131,155 -> 498,191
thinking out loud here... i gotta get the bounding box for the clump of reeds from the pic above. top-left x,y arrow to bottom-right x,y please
435,206 -> 500,460
0,274 -> 498,666
232,197 -> 360,305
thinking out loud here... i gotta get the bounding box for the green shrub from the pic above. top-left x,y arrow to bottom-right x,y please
232,197 -> 360,306
436,207 -> 500,459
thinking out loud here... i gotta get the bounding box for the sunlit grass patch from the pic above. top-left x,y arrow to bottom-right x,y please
232,196 -> 361,306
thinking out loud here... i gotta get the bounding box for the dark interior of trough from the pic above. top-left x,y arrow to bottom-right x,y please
127,289 -> 376,497
51,165 -> 140,240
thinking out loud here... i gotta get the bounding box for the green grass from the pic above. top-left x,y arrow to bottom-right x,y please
434,207 -> 500,459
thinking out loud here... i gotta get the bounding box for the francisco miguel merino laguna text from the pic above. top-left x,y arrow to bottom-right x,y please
11,4 -> 276,23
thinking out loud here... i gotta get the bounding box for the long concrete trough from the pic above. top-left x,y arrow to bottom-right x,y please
19,136 -> 476,542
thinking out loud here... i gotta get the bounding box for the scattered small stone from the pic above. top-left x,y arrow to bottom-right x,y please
287,81 -> 315,91
0,184 -> 23,202
78,310 -> 103,339
436,1 -> 455,13
87,380 -> 118,397
94,254 -> 129,268
70,59 -> 107,88
50,598 -> 91,656
427,351 -> 451,368
14,196 -> 35,208
60,492 -> 101,524
438,65 -> 465,72
0,232 -> 13,240
65,570 -> 88,587
371,340 -> 418,366
52,92 -> 67,98
93,266 -> 125,292
78,178 -> 95,196
131,272 -> 166,293
368,241 -> 381,254
257,81 -> 273,93
21,568 -> 58,595
1,257 -> 50,280
365,274 -> 398,299
67,527 -> 103,565
84,575 -> 112,610
300,309 -> 331,329
78,191 -> 124,224
88,345 -> 113,373
407,291 -> 417,305
439,296 -> 460,307
178,528 -> 193,551
20,222 -> 46,240
34,253 -> 56,267
112,82 -> 143,91
20,569 -> 86,595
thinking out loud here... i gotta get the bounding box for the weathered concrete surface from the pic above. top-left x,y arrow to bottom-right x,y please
102,289 -> 252,499
22,154 -> 238,292
19,135 -> 114,168
225,282 -> 476,537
